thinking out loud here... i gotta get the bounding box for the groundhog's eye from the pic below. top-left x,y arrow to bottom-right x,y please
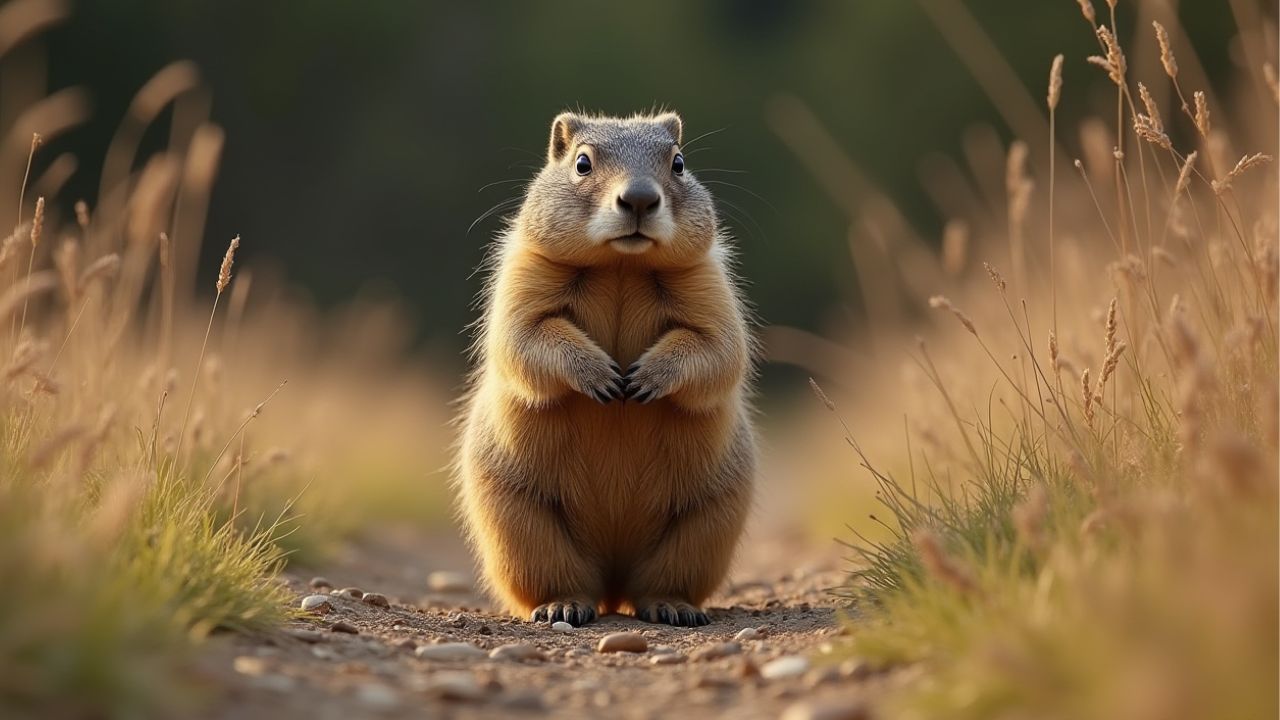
575,153 -> 592,176
672,153 -> 685,175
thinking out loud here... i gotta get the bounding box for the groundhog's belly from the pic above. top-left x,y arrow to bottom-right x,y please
494,391 -> 738,558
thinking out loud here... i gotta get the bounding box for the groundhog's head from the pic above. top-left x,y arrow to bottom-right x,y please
516,111 -> 717,267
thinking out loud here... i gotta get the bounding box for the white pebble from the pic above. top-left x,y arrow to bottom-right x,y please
489,643 -> 546,662
299,595 -> 332,613
734,627 -> 762,642
761,655 -> 811,680
551,621 -> 574,632
414,642 -> 487,661
232,656 -> 268,676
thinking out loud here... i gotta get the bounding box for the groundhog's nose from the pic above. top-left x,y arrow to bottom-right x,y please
616,183 -> 662,217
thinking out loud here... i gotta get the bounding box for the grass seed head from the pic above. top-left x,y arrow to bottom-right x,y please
30,197 -> 44,248
1081,367 -> 1095,426
1153,21 -> 1178,79
217,235 -> 240,294
1104,298 -> 1118,356
928,295 -> 978,337
984,263 -> 1007,292
1175,152 -> 1197,195
1213,153 -> 1273,194
1137,83 -> 1162,133
74,200 -> 90,230
1077,0 -> 1097,26
1192,91 -> 1210,137
808,377 -> 837,411
1134,114 -> 1172,150
1048,54 -> 1064,110
1094,25 -> 1126,85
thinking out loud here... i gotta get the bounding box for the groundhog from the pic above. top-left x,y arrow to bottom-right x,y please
456,111 -> 755,627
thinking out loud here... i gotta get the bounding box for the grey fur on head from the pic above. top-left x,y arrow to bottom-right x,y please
517,111 -> 715,270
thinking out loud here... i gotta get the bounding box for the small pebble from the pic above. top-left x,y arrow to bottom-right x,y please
551,621 -> 574,632
308,576 -> 332,590
650,645 -> 677,655
332,587 -> 364,600
691,641 -> 741,661
414,642 -> 487,661
596,632 -> 648,653
489,643 -> 546,662
761,656 -> 811,680
360,592 -> 390,608
650,653 -> 686,665
299,595 -> 333,614
427,571 -> 472,594
421,671 -> 484,701
734,627 -> 762,642
232,656 -> 268,676
781,699 -> 870,720
330,621 -> 359,634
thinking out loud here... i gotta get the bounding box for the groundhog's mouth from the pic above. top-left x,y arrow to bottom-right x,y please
609,234 -> 655,254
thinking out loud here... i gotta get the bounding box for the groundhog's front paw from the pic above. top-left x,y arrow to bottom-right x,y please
571,356 -> 626,404
530,599 -> 598,626
636,600 -> 710,627
623,356 -> 678,404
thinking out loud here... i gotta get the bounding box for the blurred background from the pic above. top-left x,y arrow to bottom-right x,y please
19,0 -> 1254,390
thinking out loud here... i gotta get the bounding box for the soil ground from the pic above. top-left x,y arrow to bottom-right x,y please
194,515 -> 898,720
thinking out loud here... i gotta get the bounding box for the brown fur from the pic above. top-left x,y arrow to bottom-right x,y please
456,111 -> 755,627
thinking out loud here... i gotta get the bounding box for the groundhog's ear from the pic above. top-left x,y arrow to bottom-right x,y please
655,112 -> 683,144
548,112 -> 582,162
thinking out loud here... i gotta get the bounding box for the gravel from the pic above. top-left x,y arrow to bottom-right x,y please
596,632 -> 648,653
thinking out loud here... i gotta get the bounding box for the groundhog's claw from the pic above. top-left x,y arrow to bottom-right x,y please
530,599 -> 597,626
582,359 -> 627,404
622,360 -> 671,404
636,600 -> 710,627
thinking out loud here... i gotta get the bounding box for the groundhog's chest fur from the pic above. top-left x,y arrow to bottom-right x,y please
472,261 -> 743,555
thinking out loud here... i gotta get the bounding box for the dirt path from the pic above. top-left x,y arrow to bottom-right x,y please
195,522 -> 893,720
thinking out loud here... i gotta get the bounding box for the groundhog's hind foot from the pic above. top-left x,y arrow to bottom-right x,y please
530,599 -> 598,626
636,600 -> 710,627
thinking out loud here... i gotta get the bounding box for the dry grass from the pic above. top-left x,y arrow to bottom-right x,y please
0,3 -> 453,715
773,5 -> 1276,719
